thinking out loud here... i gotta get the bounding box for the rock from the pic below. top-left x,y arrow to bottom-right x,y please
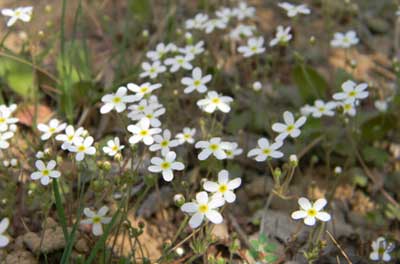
244,176 -> 273,197
12,236 -> 25,250
23,227 -> 68,254
74,238 -> 89,253
260,209 -> 308,243
5,250 -> 37,264
211,223 -> 229,241
366,17 -> 390,34
43,217 -> 58,229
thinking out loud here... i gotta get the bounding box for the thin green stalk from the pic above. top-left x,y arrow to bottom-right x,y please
53,179 -> 68,241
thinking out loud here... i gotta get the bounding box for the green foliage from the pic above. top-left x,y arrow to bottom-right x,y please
361,113 -> 397,142
292,64 -> 328,103
248,234 -> 279,263
361,146 -> 389,168
0,57 -> 35,99
130,0 -> 152,23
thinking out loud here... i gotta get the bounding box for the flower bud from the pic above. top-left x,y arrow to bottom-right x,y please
309,36 -> 316,45
10,159 -> 18,167
252,81 -> 262,91
334,166 -> 342,175
289,154 -> 298,167
173,194 -> 185,207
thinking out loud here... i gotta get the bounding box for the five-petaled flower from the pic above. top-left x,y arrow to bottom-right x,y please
181,191 -> 224,228
195,137 -> 231,160
127,118 -> 161,145
203,170 -> 242,203
30,160 -> 61,186
81,206 -> 112,236
148,151 -> 185,182
272,111 -> 307,141
291,197 -> 331,226
197,91 -> 233,113
247,138 -> 284,161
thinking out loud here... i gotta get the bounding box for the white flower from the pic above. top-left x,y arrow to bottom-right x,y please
56,125 -> 84,150
181,191 -> 224,228
149,129 -> 180,155
272,111 -> 307,141
185,13 -> 208,30
238,37 -> 265,57
127,82 -> 162,101
334,166 -> 342,174
127,118 -> 161,145
164,54 -> 194,72
225,142 -> 243,159
146,43 -> 176,61
37,119 -> 67,141
181,67 -> 212,94
229,24 -> 255,40
330,31 -> 359,48
179,41 -> 205,57
0,131 -> 13,149
176,127 -> 196,144
369,237 -> 394,262
0,105 -> 18,132
374,100 -> 389,112
30,160 -> 61,186
1,6 -> 33,27
252,81 -> 262,91
309,100 -> 337,118
100,87 -> 137,114
69,137 -> 96,161
332,80 -> 369,103
0,218 -> 9,248
300,104 -> 314,116
148,151 -> 184,182
140,61 -> 166,79
233,2 -> 255,20
278,2 -> 310,17
197,91 -> 233,113
291,197 -> 331,226
269,26 -> 292,47
247,138 -> 284,161
128,105 -> 165,127
81,206 -> 112,236
195,137 -> 231,160
103,137 -> 124,156
340,101 -> 356,116
203,170 -> 241,203
216,7 -> 235,22
203,18 -> 227,34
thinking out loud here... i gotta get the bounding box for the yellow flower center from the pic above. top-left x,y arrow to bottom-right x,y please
211,98 -> 220,104
307,208 -> 317,217
209,144 -> 219,151
112,145 -> 119,151
318,107 -> 325,112
161,140 -> 169,147
177,58 -> 184,64
78,145 -> 86,152
112,97 -> 122,103
218,184 -> 228,193
184,134 -> 190,139
49,127 -> 56,133
42,169 -> 50,176
194,80 -> 201,86
161,161 -> 170,169
0,117 -> 5,123
146,114 -> 153,118
343,104 -> 351,111
378,247 -> 385,255
262,148 -> 271,155
140,130 -> 148,136
140,87 -> 149,93
149,68 -> 156,73
251,46 -> 257,52
68,135 -> 74,141
138,106 -> 145,111
198,204 -> 208,213
348,91 -> 356,97
92,216 -> 101,224
286,124 -> 295,132
226,150 -> 233,156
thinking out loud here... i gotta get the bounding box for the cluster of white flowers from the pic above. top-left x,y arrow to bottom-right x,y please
37,119 -> 96,162
0,104 -> 18,150
301,80 -> 369,118
181,170 -> 242,228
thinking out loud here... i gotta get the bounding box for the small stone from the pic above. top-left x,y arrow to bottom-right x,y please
23,227 -> 68,254
5,250 -> 38,264
74,238 -> 89,253
211,223 -> 229,241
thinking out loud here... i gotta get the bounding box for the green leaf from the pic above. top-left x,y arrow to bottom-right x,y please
361,113 -> 397,141
361,146 -> 389,168
0,57 -> 35,99
292,64 -> 328,103
130,0 -> 152,23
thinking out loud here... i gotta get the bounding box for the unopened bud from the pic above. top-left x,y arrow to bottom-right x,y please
173,194 -> 185,207
289,154 -> 298,167
334,166 -> 342,175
